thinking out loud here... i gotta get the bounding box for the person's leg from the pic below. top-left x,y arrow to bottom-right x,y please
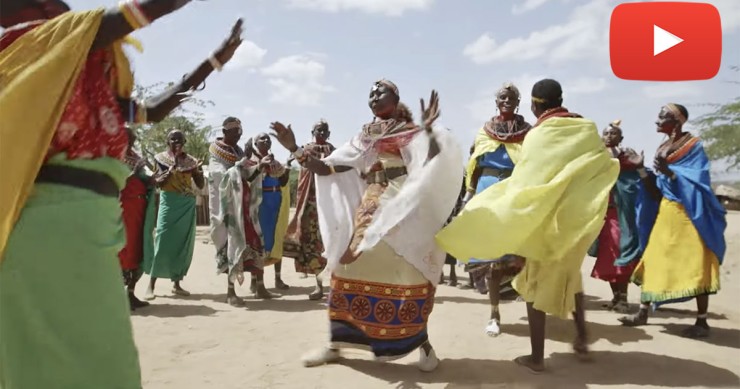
226,279 -> 244,306
172,280 -> 190,296
449,264 -> 458,286
254,272 -> 278,299
418,339 -> 439,372
612,282 -> 630,313
125,271 -> 149,310
145,277 -> 157,300
682,294 -> 710,338
309,275 -> 324,301
572,292 -> 590,359
603,282 -> 619,310
619,301 -> 649,326
515,302 -> 546,373
485,268 -> 504,336
274,261 -> 290,290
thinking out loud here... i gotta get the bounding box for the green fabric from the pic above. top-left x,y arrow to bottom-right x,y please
0,158 -> 141,389
143,190 -> 196,281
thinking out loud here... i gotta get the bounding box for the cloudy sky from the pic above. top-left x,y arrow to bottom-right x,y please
66,0 -> 739,175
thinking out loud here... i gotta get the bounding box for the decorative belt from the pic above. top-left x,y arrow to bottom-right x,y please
262,186 -> 281,192
364,166 -> 407,185
35,164 -> 120,197
480,167 -> 513,179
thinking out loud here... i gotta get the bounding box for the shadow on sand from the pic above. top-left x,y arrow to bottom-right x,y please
183,292 -> 327,313
132,303 -> 219,318
660,323 -> 740,349
505,316 -> 653,346
338,351 -> 739,389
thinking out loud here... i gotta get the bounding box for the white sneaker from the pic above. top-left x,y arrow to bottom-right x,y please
418,348 -> 439,372
485,319 -> 501,337
302,347 -> 340,368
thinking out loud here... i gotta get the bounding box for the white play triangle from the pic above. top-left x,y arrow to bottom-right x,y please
654,25 -> 683,56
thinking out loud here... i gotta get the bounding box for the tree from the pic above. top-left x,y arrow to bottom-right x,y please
693,66 -> 740,170
129,83 -> 216,165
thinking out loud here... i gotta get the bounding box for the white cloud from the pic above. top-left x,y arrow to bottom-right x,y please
641,82 -> 704,100
463,0 -> 611,65
260,55 -> 335,106
512,0 -> 551,15
282,0 -> 433,16
568,77 -> 608,95
227,40 -> 267,70
242,106 -> 257,116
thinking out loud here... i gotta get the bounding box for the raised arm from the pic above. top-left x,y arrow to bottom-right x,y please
93,0 -> 193,51
623,148 -> 662,202
269,122 -> 352,176
144,19 -> 243,122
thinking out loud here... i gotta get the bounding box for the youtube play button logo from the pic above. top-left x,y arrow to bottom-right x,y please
610,2 -> 722,81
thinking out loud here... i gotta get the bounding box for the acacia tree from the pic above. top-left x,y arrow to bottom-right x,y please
130,83 -> 215,164
694,66 -> 740,170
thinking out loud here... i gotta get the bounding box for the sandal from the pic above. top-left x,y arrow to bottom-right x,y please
514,355 -> 544,374
618,312 -> 647,327
572,338 -> 592,362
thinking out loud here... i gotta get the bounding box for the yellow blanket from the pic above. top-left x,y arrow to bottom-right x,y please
264,185 -> 291,265
466,127 -> 522,191
0,10 -> 105,261
437,117 -> 619,264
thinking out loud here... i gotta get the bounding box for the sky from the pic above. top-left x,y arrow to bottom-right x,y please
64,0 -> 740,178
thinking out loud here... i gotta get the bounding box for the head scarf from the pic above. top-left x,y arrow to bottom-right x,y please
375,79 -> 399,98
666,103 -> 687,124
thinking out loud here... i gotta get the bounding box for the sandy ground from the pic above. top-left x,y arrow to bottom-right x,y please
132,212 -> 740,389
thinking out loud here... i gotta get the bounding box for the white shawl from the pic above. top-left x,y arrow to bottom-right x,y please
315,125 -> 463,285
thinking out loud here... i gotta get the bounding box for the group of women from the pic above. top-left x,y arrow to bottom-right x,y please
0,0 -> 728,387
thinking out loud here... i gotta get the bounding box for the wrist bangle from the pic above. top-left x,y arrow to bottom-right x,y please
328,164 -> 336,175
292,147 -> 305,158
208,54 -> 223,72
119,0 -> 150,30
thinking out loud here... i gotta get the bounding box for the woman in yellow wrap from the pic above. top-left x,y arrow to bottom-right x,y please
463,82 -> 531,338
618,104 -> 726,339
0,1 -> 243,387
437,79 -> 619,373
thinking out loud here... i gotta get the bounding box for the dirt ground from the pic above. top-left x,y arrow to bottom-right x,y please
132,211 -> 740,389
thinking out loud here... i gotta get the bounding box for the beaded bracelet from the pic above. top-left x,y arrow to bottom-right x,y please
119,0 -> 150,30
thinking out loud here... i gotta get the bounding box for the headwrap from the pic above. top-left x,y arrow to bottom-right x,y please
497,82 -> 520,100
666,103 -> 687,124
374,79 -> 399,98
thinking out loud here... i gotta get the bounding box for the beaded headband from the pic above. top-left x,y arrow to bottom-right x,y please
666,103 -> 687,124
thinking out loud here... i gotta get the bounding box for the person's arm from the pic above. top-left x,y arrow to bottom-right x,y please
293,151 -> 353,176
638,167 -> 662,202
153,164 -> 171,188
93,0 -> 192,51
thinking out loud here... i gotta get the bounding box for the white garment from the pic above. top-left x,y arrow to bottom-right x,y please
315,126 -> 463,285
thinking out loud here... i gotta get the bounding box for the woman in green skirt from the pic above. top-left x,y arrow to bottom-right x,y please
144,129 -> 205,299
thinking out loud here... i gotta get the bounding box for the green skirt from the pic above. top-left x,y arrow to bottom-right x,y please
143,190 -> 196,281
0,157 -> 141,388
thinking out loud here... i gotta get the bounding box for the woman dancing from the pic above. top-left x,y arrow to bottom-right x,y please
0,1 -> 242,387
464,82 -> 531,336
619,104 -> 726,338
588,120 -> 644,313
270,79 -> 462,371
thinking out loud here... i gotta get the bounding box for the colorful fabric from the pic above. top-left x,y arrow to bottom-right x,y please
0,10 -> 133,260
466,127 -> 523,191
632,199 -> 720,305
0,156 -> 140,388
590,207 -> 638,283
154,152 -> 199,195
315,121 -> 462,358
143,190 -> 197,281
482,114 -> 532,143
212,159 -> 266,283
285,142 -> 334,274
118,175 -> 155,271
329,242 -> 434,358
209,139 -> 245,166
631,138 -> 726,306
437,115 -> 619,318
250,153 -> 290,265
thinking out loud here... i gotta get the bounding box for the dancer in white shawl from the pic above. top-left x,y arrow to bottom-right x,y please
270,79 -> 463,372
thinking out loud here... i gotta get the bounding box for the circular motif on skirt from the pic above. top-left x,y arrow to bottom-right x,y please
350,296 -> 372,320
373,300 -> 396,324
398,301 -> 420,323
421,297 -> 434,320
330,292 -> 349,311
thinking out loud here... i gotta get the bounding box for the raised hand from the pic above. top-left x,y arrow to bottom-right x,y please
623,148 -> 644,167
213,18 -> 244,66
244,138 -> 253,159
420,89 -> 440,133
269,121 -> 298,152
653,155 -> 672,177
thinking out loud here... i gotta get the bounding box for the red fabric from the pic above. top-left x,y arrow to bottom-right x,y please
533,107 -> 582,127
118,176 -> 148,270
1,21 -> 129,163
241,178 -> 264,275
591,207 -> 637,283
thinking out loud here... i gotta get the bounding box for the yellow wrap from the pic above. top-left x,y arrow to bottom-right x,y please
466,127 -> 522,191
0,10 -> 139,262
264,185 -> 291,265
437,117 -> 619,264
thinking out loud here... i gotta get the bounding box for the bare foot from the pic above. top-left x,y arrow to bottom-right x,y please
255,284 -> 280,299
572,337 -> 592,362
172,286 -> 191,297
275,278 -> 290,290
514,355 -> 544,374
308,287 -> 324,301
227,295 -> 245,307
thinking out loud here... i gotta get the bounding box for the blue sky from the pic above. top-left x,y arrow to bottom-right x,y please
68,0 -> 739,177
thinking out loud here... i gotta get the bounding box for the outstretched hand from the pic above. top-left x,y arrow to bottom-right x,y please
213,18 -> 244,66
269,121 -> 298,152
420,89 -> 440,133
623,148 -> 644,167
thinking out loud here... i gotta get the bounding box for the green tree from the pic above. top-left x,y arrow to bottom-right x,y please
129,83 -> 215,165
693,66 -> 740,170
